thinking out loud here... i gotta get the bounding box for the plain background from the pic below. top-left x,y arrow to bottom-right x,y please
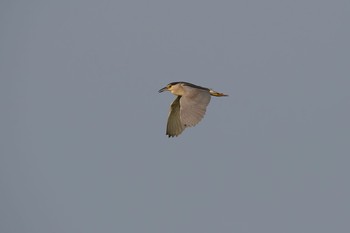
1,0 -> 350,232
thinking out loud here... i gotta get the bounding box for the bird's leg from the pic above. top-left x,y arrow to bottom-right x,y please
209,89 -> 228,97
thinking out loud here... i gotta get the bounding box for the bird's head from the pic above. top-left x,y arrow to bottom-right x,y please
158,82 -> 185,96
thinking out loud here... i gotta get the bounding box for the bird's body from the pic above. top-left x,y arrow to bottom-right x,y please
159,82 -> 228,137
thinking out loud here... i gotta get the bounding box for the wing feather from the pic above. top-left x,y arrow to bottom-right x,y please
166,96 -> 186,137
179,88 -> 211,127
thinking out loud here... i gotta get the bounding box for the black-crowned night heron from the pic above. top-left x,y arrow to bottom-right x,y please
159,81 -> 228,137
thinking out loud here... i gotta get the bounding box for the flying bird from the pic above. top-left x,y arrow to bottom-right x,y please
159,81 -> 228,137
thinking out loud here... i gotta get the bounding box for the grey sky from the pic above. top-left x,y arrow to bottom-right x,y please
1,0 -> 350,232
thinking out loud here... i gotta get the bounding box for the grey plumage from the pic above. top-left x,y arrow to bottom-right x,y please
159,82 -> 228,137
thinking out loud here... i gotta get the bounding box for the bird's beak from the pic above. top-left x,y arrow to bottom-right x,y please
158,86 -> 168,93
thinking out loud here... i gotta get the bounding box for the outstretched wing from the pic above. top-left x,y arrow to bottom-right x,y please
166,96 -> 186,137
179,88 -> 211,127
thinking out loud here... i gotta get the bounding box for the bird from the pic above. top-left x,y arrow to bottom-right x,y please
159,81 -> 228,137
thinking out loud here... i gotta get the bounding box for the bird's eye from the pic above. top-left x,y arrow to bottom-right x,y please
167,84 -> 172,88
